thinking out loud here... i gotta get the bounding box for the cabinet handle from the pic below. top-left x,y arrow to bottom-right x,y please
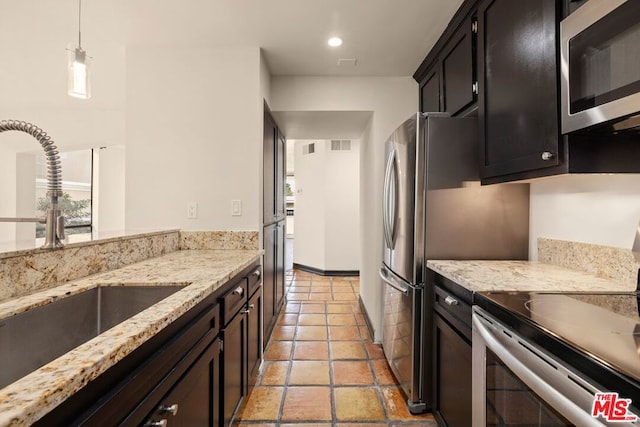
252,269 -> 261,279
144,420 -> 167,427
232,286 -> 244,296
444,296 -> 459,306
541,151 -> 554,161
159,403 -> 179,416
242,303 -> 255,314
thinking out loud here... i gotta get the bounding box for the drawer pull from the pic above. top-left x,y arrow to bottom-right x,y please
232,286 -> 244,296
159,403 -> 179,416
242,303 -> 255,314
252,269 -> 261,279
144,420 -> 168,427
444,296 -> 459,306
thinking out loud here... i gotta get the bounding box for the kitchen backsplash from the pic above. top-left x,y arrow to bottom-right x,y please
538,237 -> 639,287
0,230 -> 260,302
179,231 -> 259,250
0,231 -> 180,301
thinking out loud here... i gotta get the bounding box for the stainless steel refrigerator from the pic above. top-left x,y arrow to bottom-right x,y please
379,113 -> 529,413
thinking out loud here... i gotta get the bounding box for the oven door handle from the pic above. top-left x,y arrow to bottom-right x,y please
473,314 -> 606,427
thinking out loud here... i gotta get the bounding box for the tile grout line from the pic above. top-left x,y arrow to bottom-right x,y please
326,299 -> 339,425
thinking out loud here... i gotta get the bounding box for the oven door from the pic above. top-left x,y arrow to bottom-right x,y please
471,307 -> 635,426
560,0 -> 640,133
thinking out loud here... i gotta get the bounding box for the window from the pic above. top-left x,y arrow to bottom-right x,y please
35,149 -> 92,237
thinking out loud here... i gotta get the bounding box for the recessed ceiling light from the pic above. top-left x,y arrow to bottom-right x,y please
328,37 -> 343,47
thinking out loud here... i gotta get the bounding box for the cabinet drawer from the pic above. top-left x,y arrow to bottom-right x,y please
220,278 -> 248,326
247,267 -> 262,297
434,285 -> 472,340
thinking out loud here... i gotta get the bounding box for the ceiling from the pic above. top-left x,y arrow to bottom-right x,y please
1,1 -> 463,149
2,0 -> 463,77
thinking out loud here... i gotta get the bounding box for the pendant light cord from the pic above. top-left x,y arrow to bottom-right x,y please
78,0 -> 82,49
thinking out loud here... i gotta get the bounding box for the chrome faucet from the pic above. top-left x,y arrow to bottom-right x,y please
0,120 -> 66,249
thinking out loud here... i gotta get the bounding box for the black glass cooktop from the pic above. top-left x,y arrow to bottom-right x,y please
475,291 -> 640,405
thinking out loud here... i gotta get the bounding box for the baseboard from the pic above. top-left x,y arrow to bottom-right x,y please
292,263 -> 359,277
358,295 -> 378,343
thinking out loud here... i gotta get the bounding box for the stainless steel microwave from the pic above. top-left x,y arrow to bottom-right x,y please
560,0 -> 640,134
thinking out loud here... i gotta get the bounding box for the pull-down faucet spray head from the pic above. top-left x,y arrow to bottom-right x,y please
0,120 -> 66,249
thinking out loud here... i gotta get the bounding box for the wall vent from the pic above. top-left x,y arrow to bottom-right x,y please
331,140 -> 351,151
303,142 -> 316,155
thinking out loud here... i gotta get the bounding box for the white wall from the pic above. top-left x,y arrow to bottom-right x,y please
15,153 -> 36,242
324,139 -> 360,270
294,140 -> 327,269
125,46 -> 263,231
0,146 -> 18,243
271,76 -> 417,339
293,139 -> 361,271
530,174 -> 640,258
0,19 -> 126,242
94,146 -> 126,232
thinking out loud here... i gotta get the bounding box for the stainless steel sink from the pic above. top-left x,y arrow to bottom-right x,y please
0,285 -> 184,389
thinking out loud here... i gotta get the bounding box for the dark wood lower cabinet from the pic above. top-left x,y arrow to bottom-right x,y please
34,261 -> 262,427
263,223 -> 276,342
146,338 -> 221,427
432,280 -> 473,427
247,287 -> 262,385
221,308 -> 246,427
434,314 -> 472,427
263,221 -> 285,348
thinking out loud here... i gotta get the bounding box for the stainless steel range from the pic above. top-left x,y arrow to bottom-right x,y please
474,291 -> 640,426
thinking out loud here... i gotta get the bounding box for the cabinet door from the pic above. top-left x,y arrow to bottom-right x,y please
441,20 -> 476,116
247,288 -> 262,387
420,67 -> 441,113
146,338 -> 221,427
275,222 -> 285,313
478,0 -> 560,180
222,312 -> 246,426
434,314 -> 471,427
263,110 -> 277,225
262,223 -> 276,346
275,131 -> 286,221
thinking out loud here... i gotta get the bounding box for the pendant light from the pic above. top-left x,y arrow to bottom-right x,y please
68,0 -> 91,99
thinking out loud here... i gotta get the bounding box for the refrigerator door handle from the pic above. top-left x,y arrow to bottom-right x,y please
388,150 -> 398,244
382,149 -> 396,249
379,266 -> 410,295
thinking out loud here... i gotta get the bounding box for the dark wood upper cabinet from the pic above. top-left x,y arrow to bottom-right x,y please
420,67 -> 441,113
441,19 -> 476,116
263,110 -> 277,225
275,131 -> 286,220
478,0 -> 561,181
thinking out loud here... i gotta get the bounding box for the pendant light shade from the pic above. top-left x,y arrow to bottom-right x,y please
68,47 -> 90,99
68,0 -> 91,99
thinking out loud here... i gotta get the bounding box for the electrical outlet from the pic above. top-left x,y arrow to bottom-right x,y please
187,202 -> 198,219
231,200 -> 242,216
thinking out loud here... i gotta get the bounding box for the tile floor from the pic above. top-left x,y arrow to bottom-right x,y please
234,269 -> 436,426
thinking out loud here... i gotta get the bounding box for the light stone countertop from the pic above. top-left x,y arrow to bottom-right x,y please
0,249 -> 261,427
0,229 -> 179,260
426,260 -> 637,293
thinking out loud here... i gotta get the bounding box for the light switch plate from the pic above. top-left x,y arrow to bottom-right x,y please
187,202 -> 198,219
231,200 -> 242,216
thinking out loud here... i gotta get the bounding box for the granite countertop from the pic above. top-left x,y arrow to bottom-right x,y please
0,229 -> 179,260
427,260 -> 637,293
0,249 -> 261,427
